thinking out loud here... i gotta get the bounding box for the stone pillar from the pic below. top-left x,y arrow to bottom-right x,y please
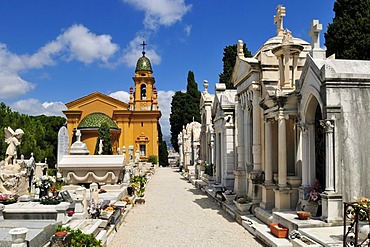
277,111 -> 288,188
0,204 -> 4,220
234,96 -> 247,196
273,110 -> 291,211
210,130 -> 215,177
90,183 -> 99,203
251,84 -> 261,172
56,202 -> 70,224
260,119 -> 276,210
321,119 -> 335,193
264,119 -> 273,184
74,187 -> 87,219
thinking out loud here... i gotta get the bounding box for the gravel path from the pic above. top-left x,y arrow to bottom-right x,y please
109,167 -> 266,247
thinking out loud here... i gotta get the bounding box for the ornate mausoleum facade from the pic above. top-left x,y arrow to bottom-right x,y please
191,5 -> 370,229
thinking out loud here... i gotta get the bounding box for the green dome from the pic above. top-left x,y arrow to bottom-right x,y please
135,52 -> 152,72
78,112 -> 119,129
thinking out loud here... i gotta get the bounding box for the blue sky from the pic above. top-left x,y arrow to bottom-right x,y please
0,0 -> 335,136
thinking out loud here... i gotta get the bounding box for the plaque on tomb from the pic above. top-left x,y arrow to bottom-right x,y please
60,190 -> 73,203
57,126 -> 69,164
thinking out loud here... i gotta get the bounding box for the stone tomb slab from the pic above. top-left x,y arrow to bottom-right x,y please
0,220 -> 58,247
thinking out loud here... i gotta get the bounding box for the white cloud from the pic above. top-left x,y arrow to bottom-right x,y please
109,91 -> 130,103
0,72 -> 35,99
123,0 -> 192,30
184,25 -> 192,36
122,35 -> 161,68
157,90 -> 175,136
57,24 -> 119,64
11,99 -> 67,117
0,24 -> 119,99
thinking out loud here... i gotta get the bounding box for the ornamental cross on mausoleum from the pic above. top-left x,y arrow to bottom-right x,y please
274,4 -> 286,36
308,20 -> 322,49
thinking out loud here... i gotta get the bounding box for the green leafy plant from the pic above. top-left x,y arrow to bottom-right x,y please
55,225 -> 102,247
147,155 -> 157,164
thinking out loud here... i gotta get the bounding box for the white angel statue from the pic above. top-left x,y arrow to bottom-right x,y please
4,127 -> 24,166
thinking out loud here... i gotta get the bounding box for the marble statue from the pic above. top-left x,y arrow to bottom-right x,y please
4,127 -> 24,166
0,127 -> 29,195
98,139 -> 104,155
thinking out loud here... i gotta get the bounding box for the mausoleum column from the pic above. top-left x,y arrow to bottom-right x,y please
277,111 -> 288,189
236,95 -> 244,170
264,119 -> 273,184
300,125 -> 310,188
251,84 -> 261,172
321,119 -> 335,193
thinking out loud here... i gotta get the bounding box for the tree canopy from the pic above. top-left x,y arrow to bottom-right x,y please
219,43 -> 252,89
325,0 -> 370,59
158,123 -> 168,167
170,71 -> 201,152
94,122 -> 113,155
0,102 -> 65,167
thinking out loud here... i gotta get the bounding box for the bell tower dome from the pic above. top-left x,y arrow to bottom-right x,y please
131,41 -> 158,111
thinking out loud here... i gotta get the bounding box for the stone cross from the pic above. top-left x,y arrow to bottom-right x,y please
274,4 -> 286,36
308,19 -> 322,49
76,129 -> 81,142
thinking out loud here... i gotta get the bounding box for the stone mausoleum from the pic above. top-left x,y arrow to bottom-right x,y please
63,49 -> 161,161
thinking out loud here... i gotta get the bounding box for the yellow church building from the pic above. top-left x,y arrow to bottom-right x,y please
63,49 -> 161,161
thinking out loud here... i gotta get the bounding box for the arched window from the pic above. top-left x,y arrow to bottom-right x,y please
141,84 -> 146,100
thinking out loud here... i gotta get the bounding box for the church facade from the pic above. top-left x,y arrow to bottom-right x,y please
63,50 -> 161,161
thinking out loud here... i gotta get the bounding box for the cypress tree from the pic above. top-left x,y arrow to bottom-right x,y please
158,123 -> 168,167
325,0 -> 370,59
219,43 -> 252,89
94,122 -> 113,155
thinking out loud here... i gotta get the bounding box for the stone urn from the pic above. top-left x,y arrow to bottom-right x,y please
9,228 -> 28,244
222,191 -> 236,204
233,199 -> 253,213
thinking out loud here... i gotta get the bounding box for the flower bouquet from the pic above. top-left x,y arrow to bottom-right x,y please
34,175 -> 56,197
347,197 -> 370,221
40,195 -> 61,205
0,194 -> 18,204
87,199 -> 103,219
307,179 -> 322,204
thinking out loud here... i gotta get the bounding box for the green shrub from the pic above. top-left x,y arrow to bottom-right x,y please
55,225 -> 102,247
147,155 -> 157,164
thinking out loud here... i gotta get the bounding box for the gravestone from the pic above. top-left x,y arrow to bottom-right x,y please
57,126 -> 69,165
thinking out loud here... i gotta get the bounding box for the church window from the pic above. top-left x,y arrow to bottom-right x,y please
140,144 -> 146,156
141,84 -> 146,100
141,122 -> 144,127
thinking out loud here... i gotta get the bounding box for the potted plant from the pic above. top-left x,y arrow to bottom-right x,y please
222,190 -> 236,204
296,211 -> 311,220
233,196 -> 253,213
270,223 -> 288,238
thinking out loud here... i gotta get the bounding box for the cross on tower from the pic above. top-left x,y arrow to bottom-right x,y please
308,20 -> 322,49
274,5 -> 286,36
140,40 -> 147,55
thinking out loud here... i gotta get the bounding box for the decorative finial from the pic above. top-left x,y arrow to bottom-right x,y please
308,20 -> 322,50
141,40 -> 147,56
203,80 -> 209,93
237,40 -> 244,57
274,5 -> 286,36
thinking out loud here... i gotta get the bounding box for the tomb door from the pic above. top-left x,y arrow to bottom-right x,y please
314,105 -> 325,191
